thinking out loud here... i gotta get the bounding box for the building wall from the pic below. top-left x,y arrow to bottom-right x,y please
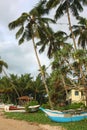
67,89 -> 86,105
71,90 -> 82,103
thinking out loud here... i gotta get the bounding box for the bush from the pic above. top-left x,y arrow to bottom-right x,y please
63,102 -> 85,110
41,102 -> 50,109
25,100 -> 39,113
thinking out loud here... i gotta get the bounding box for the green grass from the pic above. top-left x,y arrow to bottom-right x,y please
4,110 -> 87,130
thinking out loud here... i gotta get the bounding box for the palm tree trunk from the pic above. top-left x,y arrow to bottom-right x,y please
61,75 -> 68,97
32,35 -> 53,109
66,0 -> 77,50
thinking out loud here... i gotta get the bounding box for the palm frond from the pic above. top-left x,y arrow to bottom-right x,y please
40,17 -> 56,24
19,31 -> 27,45
9,13 -> 28,30
77,16 -> 87,25
30,0 -> 48,16
46,0 -> 60,9
0,60 -> 8,68
70,4 -> 79,16
37,25 -> 47,40
16,26 -> 24,39
55,2 -> 66,19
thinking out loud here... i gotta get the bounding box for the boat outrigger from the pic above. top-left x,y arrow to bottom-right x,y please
39,107 -> 87,122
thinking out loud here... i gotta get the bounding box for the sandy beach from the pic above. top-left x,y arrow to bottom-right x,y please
0,111 -> 65,130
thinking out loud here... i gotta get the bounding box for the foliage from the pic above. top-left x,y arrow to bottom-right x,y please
25,100 -> 39,113
41,102 -> 51,109
61,102 -> 85,110
0,74 -> 45,105
1,0 -> 87,109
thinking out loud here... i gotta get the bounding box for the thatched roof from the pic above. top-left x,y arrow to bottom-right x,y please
17,96 -> 30,101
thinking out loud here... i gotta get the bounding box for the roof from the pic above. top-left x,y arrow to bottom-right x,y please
17,96 -> 30,101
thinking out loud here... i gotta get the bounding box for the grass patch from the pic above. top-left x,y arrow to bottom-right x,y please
4,110 -> 87,130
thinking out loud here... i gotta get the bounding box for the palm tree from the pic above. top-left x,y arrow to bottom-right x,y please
0,58 -> 20,98
71,17 -> 87,88
46,0 -> 87,50
38,65 -> 49,78
8,1 -> 55,109
72,16 -> 87,49
18,73 -> 33,96
51,44 -> 73,94
37,30 -> 67,58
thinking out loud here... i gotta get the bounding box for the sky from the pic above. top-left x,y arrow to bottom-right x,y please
0,0 -> 86,78
0,0 -> 51,78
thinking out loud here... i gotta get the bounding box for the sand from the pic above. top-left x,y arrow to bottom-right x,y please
0,111 -> 65,130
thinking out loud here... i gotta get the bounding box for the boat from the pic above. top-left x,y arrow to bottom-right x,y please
4,105 -> 25,112
28,105 -> 40,112
39,107 -> 87,122
4,104 -> 40,113
39,107 -> 63,114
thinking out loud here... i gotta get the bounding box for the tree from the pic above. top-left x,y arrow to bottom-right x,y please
45,0 -> 87,106
72,16 -> 87,49
0,58 -> 20,98
46,0 -> 87,50
37,30 -> 67,58
18,73 -> 33,96
0,76 -> 17,104
8,1 -> 55,109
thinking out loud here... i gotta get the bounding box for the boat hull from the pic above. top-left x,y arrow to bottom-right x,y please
39,107 -> 87,122
48,114 -> 87,122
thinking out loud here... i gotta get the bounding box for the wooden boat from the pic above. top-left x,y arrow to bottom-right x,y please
39,107 -> 87,122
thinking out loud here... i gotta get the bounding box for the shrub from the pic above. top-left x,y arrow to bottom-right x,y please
41,102 -> 50,109
63,102 -> 85,110
25,100 -> 39,113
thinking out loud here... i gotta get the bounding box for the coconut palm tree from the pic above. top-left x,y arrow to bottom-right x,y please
37,30 -> 67,58
0,58 -> 20,97
72,16 -> 87,49
46,0 -> 87,50
8,1 -> 55,109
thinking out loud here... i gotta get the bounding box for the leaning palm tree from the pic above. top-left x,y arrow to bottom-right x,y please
8,1 -> 55,109
46,0 -> 87,50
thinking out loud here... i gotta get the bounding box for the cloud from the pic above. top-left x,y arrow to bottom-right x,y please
0,40 -> 51,77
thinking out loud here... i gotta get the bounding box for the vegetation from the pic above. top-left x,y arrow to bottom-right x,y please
25,100 -> 39,112
59,102 -> 86,111
5,111 -> 87,130
0,0 -> 87,109
0,1 -> 87,129
0,74 -> 47,105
